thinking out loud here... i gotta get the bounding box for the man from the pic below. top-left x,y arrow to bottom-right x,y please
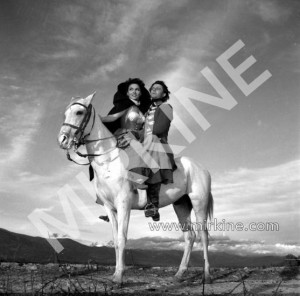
142,81 -> 176,221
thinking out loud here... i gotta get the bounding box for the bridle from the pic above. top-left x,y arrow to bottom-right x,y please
62,102 -> 94,150
62,102 -> 118,165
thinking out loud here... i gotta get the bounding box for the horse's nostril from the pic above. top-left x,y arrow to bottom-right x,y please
58,134 -> 68,147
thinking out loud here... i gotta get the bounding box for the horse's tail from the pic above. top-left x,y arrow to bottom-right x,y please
207,192 -> 214,221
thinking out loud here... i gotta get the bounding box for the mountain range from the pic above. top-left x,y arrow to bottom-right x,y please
0,228 -> 285,267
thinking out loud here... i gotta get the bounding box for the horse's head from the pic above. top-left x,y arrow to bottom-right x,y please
58,93 -> 95,150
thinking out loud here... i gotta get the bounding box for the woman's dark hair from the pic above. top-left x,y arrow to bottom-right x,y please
124,78 -> 145,93
104,78 -> 152,133
113,78 -> 151,113
149,80 -> 170,102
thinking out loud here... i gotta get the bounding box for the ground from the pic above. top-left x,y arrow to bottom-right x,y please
0,263 -> 299,295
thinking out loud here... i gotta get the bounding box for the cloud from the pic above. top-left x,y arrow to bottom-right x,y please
146,3 -> 241,92
50,0 -> 232,86
125,235 -> 300,256
31,206 -> 54,214
250,0 -> 292,23
83,53 -> 129,82
213,159 -> 300,216
107,2 -> 156,48
0,162 -> 84,200
49,1 -> 164,84
0,166 -> 102,241
127,236 -> 185,250
207,159 -> 300,244
9,85 -> 20,90
38,50 -> 80,60
0,97 -> 41,167
2,75 -> 17,80
207,236 -> 295,255
209,236 -> 300,256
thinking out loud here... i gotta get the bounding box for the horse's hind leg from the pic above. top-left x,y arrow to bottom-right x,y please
190,192 -> 212,283
173,194 -> 195,280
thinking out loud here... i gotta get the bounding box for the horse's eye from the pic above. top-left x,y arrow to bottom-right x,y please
76,111 -> 84,116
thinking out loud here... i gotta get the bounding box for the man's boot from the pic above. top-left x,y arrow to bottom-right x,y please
144,183 -> 161,221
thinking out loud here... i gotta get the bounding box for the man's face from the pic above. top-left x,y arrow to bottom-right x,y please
150,84 -> 165,100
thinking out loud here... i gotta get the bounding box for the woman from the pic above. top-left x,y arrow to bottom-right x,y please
102,78 -> 153,188
102,78 -> 151,134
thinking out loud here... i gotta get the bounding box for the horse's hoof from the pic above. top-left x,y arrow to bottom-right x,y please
112,277 -> 123,288
174,270 -> 187,282
112,282 -> 123,289
202,275 -> 212,284
112,272 -> 124,288
174,275 -> 185,282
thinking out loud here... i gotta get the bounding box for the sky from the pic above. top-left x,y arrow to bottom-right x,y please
0,0 -> 299,256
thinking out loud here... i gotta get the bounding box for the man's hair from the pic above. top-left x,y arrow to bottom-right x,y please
149,80 -> 170,102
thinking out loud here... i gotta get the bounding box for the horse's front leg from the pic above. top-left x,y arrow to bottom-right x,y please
104,206 -> 120,278
113,194 -> 132,285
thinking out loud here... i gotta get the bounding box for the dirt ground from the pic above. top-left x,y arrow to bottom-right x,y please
0,263 -> 299,295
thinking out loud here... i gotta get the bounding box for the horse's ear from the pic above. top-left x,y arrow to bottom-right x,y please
85,92 -> 96,105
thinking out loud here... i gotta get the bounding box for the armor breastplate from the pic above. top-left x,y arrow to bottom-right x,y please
120,106 -> 144,131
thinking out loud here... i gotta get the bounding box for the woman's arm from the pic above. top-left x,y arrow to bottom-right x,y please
101,109 -> 127,122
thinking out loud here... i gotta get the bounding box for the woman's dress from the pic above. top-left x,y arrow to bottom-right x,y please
116,106 -> 160,179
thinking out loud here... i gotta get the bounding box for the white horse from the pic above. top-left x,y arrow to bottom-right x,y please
57,93 -> 213,285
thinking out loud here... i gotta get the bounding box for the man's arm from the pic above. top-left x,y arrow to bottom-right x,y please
152,104 -> 173,136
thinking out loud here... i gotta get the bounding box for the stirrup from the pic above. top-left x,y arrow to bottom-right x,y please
135,183 -> 148,190
144,203 -> 155,217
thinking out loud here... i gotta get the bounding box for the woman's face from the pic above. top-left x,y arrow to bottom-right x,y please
127,83 -> 141,105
